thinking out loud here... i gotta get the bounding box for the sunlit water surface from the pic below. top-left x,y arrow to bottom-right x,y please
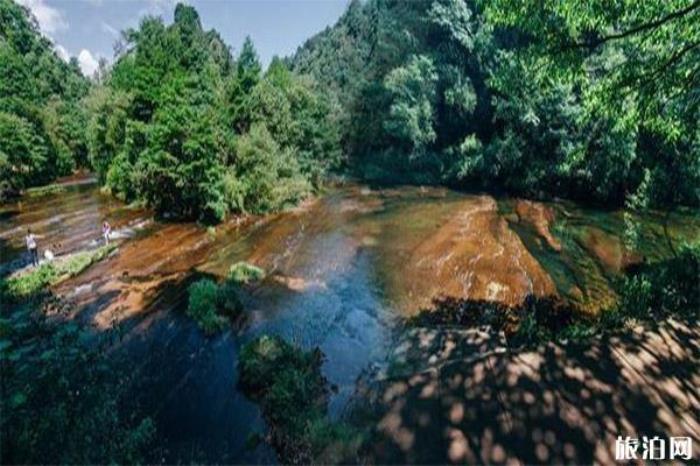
2,177 -> 698,462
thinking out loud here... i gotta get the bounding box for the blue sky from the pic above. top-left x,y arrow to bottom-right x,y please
17,0 -> 348,76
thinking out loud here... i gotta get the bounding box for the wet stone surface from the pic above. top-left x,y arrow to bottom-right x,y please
2,179 -> 698,463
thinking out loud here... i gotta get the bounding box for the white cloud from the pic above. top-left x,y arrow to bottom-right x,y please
17,0 -> 68,35
138,0 -> 179,18
100,21 -> 119,37
54,44 -> 70,62
78,49 -> 100,77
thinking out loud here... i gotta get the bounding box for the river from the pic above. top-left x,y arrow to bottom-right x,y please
1,176 -> 698,463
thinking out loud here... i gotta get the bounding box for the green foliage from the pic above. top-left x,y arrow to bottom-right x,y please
0,111 -> 48,198
1,244 -> 116,303
251,59 -> 342,183
228,261 -> 265,284
239,335 -> 361,464
384,55 -> 438,156
86,4 -> 339,223
229,36 -> 262,132
410,243 -> 699,346
233,124 -> 311,213
513,243 -> 700,345
1,262 -> 57,301
0,245 -> 151,463
239,336 -> 325,420
0,0 -> 89,200
618,243 -> 700,320
292,0 -> 700,209
0,299 -> 154,464
185,268 -> 257,334
186,278 -> 228,334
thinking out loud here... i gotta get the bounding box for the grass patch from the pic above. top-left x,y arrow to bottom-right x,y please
239,335 -> 364,464
228,261 -> 265,284
1,244 -> 117,303
25,183 -> 68,197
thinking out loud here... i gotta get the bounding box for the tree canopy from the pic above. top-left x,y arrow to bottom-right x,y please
0,0 -> 89,200
291,0 -> 700,208
2,0 -> 697,211
87,4 -> 340,222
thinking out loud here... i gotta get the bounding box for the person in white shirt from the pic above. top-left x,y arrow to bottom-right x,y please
25,228 -> 39,267
102,221 -> 111,245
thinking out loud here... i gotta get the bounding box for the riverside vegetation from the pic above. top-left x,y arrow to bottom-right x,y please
186,262 -> 265,334
1,0 -> 699,463
238,335 -> 365,464
0,243 -> 154,463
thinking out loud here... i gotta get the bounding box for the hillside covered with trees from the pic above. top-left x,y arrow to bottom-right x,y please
0,0 -> 89,200
1,1 -> 340,222
87,4 -> 341,222
290,0 -> 700,209
3,0 -> 698,215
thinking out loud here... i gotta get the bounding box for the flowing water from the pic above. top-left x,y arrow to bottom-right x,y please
1,177 -> 698,462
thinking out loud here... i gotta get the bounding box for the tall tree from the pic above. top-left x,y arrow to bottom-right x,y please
0,0 -> 89,199
87,3 -> 340,222
229,36 -> 262,132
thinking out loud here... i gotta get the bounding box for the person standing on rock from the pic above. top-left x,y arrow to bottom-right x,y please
25,228 -> 39,267
102,221 -> 111,245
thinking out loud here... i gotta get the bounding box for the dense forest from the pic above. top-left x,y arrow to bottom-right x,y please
1,0 -> 340,221
2,0 -> 698,215
0,0 -> 89,200
87,4 -> 340,222
291,0 -> 700,209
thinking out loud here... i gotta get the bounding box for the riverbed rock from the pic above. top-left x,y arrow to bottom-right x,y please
515,200 -> 562,252
394,196 -> 558,314
576,226 -> 642,273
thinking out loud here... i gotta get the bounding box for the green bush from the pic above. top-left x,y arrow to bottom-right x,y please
217,280 -> 244,317
186,279 -> 228,334
511,243 -> 700,345
233,124 -> 312,214
239,335 -> 321,395
618,243 -> 700,320
239,335 -> 360,464
228,261 -> 265,284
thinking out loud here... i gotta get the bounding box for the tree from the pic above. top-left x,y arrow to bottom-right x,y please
384,55 -> 438,156
229,36 -> 262,132
482,0 -> 700,206
232,123 -> 310,213
0,0 -> 89,198
290,0 -> 699,207
0,112 -> 48,197
87,3 -> 339,222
